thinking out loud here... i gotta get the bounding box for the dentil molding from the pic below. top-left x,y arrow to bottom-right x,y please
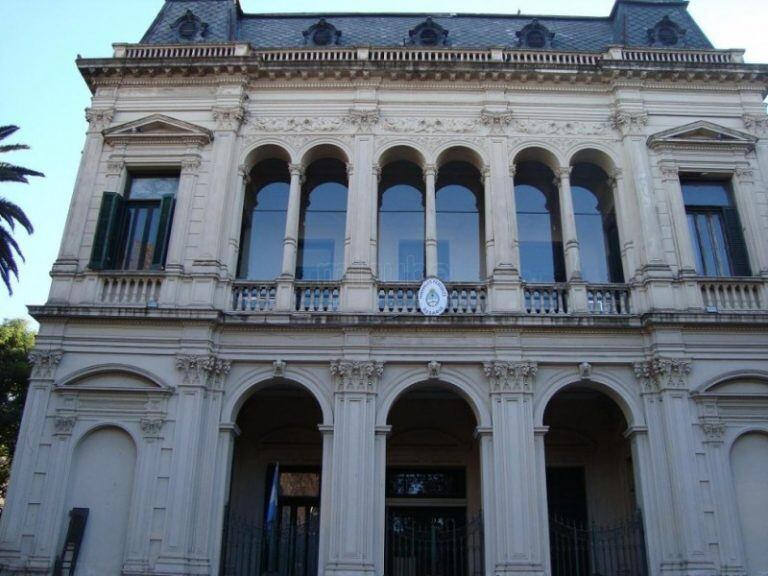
330,360 -> 384,393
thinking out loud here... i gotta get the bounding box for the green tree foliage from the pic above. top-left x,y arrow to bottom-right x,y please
0,125 -> 44,294
0,319 -> 35,498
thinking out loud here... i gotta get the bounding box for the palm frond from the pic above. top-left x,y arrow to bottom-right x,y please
0,126 -> 20,142
0,199 -> 33,234
0,163 -> 45,184
0,144 -> 30,154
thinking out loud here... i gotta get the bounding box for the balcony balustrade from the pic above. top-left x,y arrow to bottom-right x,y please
99,274 -> 163,306
700,279 -> 763,312
587,284 -> 632,315
232,282 -> 277,312
524,284 -> 569,315
377,283 -> 487,315
294,282 -> 341,313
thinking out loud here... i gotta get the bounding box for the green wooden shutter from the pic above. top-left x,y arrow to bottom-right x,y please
89,192 -> 124,270
151,194 -> 176,269
723,207 -> 751,276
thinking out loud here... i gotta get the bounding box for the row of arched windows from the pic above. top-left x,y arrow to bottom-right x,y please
237,146 -> 624,285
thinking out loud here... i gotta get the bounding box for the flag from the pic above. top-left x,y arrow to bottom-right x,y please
266,463 -> 279,526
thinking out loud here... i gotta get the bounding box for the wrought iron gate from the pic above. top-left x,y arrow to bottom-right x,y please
549,510 -> 648,576
385,513 -> 484,576
221,512 -> 319,576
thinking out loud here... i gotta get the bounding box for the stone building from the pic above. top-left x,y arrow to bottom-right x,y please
2,0 -> 768,575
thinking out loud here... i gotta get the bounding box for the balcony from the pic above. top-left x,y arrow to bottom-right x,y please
377,283 -> 487,315
699,278 -> 763,312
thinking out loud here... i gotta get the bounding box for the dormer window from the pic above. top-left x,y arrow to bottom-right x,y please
647,16 -> 686,47
408,18 -> 449,47
516,20 -> 555,50
303,18 -> 341,47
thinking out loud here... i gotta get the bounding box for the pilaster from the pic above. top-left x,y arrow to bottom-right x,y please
484,361 -> 546,576
325,360 -> 383,576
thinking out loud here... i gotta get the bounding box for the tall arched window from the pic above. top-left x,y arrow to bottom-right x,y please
238,159 -> 289,280
378,161 -> 425,282
436,162 -> 484,281
297,159 -> 348,281
515,162 -> 565,282
571,164 -> 624,283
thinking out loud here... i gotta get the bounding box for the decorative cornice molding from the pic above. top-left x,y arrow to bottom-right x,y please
29,350 -> 64,379
484,361 -> 538,394
175,354 -> 232,390
633,357 -> 691,393
610,111 -> 648,136
330,360 -> 383,393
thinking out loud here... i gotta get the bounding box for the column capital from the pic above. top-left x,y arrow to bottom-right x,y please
734,166 -> 755,184
85,107 -> 115,132
484,360 -> 538,394
53,414 -> 77,438
610,110 -> 648,136
212,105 -> 245,131
140,417 -> 165,442
659,163 -> 680,183
509,163 -> 517,178
700,417 -> 726,444
289,163 -> 304,178
175,354 -> 232,391
330,359 -> 384,394
29,349 -> 64,380
633,356 -> 691,393
481,165 -> 492,184
105,157 -> 126,177
423,163 -> 437,178
372,162 -> 382,182
346,162 -> 355,178
180,156 -> 202,175
556,166 -> 573,179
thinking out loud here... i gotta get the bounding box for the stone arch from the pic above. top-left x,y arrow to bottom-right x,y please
510,143 -> 564,172
567,145 -> 620,174
222,366 -> 333,426
299,140 -> 352,167
534,368 -> 644,429
434,142 -> 488,172
70,420 -> 142,448
377,366 -> 491,428
56,364 -> 170,391
376,142 -> 429,170
696,369 -> 768,395
240,141 -> 296,171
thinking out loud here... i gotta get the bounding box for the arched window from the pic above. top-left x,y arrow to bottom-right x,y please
378,161 -> 425,282
237,159 -> 289,280
297,159 -> 348,281
515,162 -> 565,283
436,162 -> 484,281
571,164 -> 624,283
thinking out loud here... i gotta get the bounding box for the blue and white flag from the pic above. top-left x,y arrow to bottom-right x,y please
266,463 -> 279,526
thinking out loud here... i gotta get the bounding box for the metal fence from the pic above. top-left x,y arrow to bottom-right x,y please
385,514 -> 484,576
221,513 -> 319,576
549,511 -> 648,576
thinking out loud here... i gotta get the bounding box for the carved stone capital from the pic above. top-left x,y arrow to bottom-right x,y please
734,166 -> 755,184
633,357 -> 691,393
180,156 -> 201,175
556,166 -> 572,180
509,164 -> 517,178
480,109 -> 514,134
659,163 -> 680,183
423,164 -> 437,179
289,163 -> 305,179
105,158 -> 125,177
700,418 -> 725,443
427,361 -> 441,379
743,114 -> 768,136
273,359 -> 287,378
140,417 -> 165,440
54,415 -> 76,437
330,360 -> 384,394
85,107 -> 115,132
176,354 -> 232,390
212,106 -> 245,131
484,361 -> 538,394
347,109 -> 380,131
29,350 -> 64,379
481,165 -> 491,184
346,163 -> 354,178
372,163 -> 382,182
610,111 -> 648,136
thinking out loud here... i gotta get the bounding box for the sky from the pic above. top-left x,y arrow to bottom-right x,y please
0,0 -> 766,328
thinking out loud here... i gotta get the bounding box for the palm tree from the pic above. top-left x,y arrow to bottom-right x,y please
0,125 -> 43,294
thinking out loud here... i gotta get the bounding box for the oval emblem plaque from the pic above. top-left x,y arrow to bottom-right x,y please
418,278 -> 449,316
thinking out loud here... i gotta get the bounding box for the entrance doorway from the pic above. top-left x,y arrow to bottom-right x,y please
544,386 -> 648,576
222,383 -> 323,576
384,385 -> 484,576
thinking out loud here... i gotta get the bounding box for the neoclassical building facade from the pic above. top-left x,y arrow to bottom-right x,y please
2,1 -> 768,575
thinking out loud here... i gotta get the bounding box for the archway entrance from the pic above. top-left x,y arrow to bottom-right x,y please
385,384 -> 483,576
544,385 -> 648,576
222,382 -> 323,576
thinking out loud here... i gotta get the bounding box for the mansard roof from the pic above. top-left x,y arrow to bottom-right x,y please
139,0 -> 714,52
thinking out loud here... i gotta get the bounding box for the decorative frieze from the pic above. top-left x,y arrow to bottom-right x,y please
273,359 -> 287,378
53,415 -> 76,437
633,357 -> 691,393
512,118 -> 610,136
610,111 -> 648,136
175,354 -> 232,390
330,360 -> 384,393
212,106 -> 245,131
427,361 -> 441,379
483,361 -> 538,394
29,350 -> 64,379
380,116 -> 478,134
248,116 -> 347,132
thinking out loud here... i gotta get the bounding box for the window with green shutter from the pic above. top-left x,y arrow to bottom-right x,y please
89,174 -> 179,271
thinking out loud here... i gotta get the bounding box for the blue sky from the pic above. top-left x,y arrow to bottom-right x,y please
0,0 -> 766,327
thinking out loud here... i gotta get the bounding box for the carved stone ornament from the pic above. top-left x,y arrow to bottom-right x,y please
85,107 -> 115,132
247,116 -> 348,133
480,110 -> 514,134
427,361 -> 442,379
29,350 -> 64,379
273,359 -> 287,378
484,361 -> 538,394
140,417 -> 165,438
180,156 -> 201,175
647,15 -> 686,48
743,114 -> 768,136
212,106 -> 245,131
170,9 -> 209,41
176,354 -> 232,390
407,17 -> 449,47
610,111 -> 648,136
700,418 -> 726,443
516,19 -> 555,50
511,118 -> 609,136
633,357 -> 691,393
380,116 -> 478,134
579,362 -> 592,380
347,109 -> 380,131
330,360 -> 384,393
303,18 -> 342,47
54,415 -> 76,436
